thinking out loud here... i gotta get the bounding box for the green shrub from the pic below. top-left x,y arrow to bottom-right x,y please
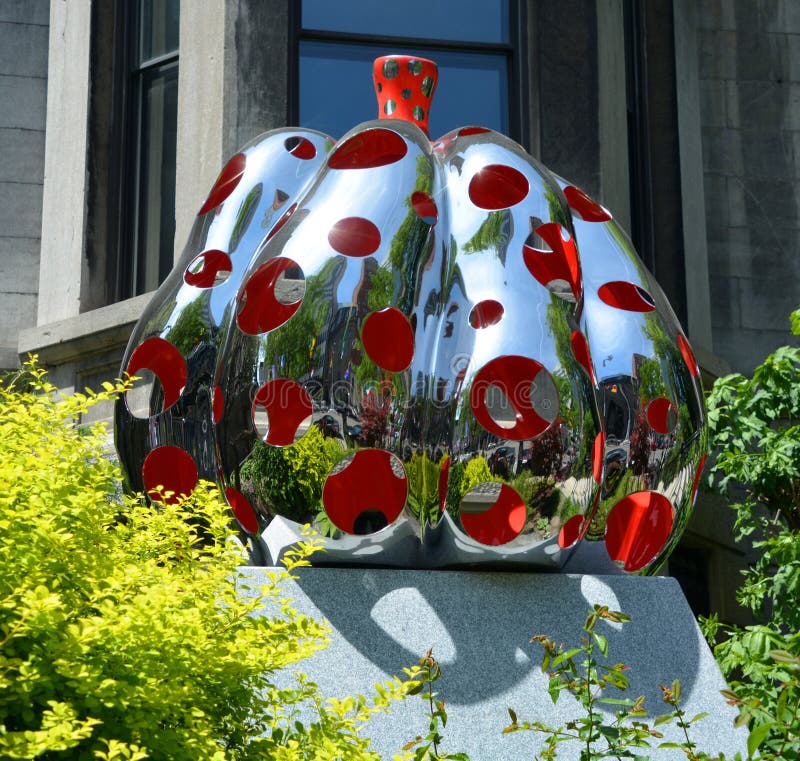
460,457 -> 501,495
241,425 -> 346,524
0,360 -> 412,760
704,307 -> 800,756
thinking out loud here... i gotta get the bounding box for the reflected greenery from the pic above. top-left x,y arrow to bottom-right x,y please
260,261 -> 334,381
240,425 -> 347,533
166,297 -> 210,355
463,210 -> 512,264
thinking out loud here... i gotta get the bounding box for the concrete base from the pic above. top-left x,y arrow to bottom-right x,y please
242,568 -> 747,760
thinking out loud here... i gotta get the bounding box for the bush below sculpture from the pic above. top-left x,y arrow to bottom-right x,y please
0,361 -> 412,760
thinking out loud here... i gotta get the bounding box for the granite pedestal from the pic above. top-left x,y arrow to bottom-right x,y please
242,566 -> 747,759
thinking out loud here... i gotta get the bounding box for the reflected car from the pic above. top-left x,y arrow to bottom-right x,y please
488,445 -> 516,478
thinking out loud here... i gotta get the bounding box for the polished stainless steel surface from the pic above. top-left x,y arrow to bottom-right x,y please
115,55 -> 705,573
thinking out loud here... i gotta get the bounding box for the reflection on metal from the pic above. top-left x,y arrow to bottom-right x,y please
115,54 -> 705,574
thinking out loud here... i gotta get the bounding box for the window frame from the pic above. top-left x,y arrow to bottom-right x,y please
108,0 -> 179,302
288,0 -> 530,148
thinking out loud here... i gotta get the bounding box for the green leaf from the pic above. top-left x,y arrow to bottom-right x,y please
747,722 -> 776,756
593,632 -> 609,656
769,649 -> 800,665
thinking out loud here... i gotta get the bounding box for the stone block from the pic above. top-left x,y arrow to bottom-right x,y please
699,78 -> 727,127
725,175 -> 748,223
734,225 -> 800,277
788,34 -> 800,83
708,225 -> 799,280
0,21 -> 48,78
0,0 -> 49,26
740,275 -> 800,331
725,79 -> 741,127
0,74 -> 46,130
780,0 -> 800,34
714,326 -> 799,374
731,80 -> 800,130
701,126 -> 743,175
0,291 -> 36,347
0,128 -> 45,183
0,181 -> 42,239
0,235 -> 40,292
738,177 -> 799,228
698,30 -> 736,81
702,172 -> 730,230
732,31 -> 788,83
738,128 -> 795,179
241,567 -> 748,760
709,274 -> 741,330
698,0 -> 736,31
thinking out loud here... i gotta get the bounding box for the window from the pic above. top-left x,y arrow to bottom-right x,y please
114,0 -> 180,300
293,0 -> 527,144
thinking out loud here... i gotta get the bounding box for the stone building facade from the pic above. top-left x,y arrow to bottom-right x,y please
2,0 -> 798,619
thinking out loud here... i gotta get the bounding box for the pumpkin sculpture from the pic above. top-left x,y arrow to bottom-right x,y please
115,55 -> 705,573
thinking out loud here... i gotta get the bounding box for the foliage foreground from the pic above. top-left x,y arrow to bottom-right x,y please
0,362 -> 414,760
703,309 -> 800,759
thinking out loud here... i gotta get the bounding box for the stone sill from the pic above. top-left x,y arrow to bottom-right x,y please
18,293 -> 152,366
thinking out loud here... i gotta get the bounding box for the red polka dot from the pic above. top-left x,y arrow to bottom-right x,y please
558,514 -> 585,549
438,455 -> 450,513
592,431 -> 606,484
225,487 -> 259,534
328,128 -> 407,169
458,127 -> 491,137
142,446 -> 198,504
470,356 -> 558,441
212,385 -> 224,424
468,164 -> 529,210
328,217 -> 381,257
460,483 -> 526,546
678,334 -> 700,379
183,249 -> 232,288
564,185 -> 612,222
236,257 -> 304,335
469,300 -> 504,329
691,454 -> 707,505
523,223 -> 582,301
322,449 -> 407,534
284,136 -> 316,160
198,153 -> 246,215
604,491 -> 674,572
571,330 -> 595,384
597,281 -> 656,312
361,308 -> 414,372
126,337 -> 187,411
266,202 -> 297,242
646,397 -> 678,434
411,191 -> 438,224
252,378 -> 313,446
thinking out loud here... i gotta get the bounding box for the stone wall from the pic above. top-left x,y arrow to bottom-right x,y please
0,0 -> 48,369
699,0 -> 800,373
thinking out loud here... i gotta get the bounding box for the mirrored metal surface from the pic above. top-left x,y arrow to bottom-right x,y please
115,55 -> 705,574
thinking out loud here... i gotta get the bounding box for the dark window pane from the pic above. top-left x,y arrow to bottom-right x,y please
139,0 -> 179,63
302,0 -> 509,43
299,41 -> 508,139
134,63 -> 178,295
